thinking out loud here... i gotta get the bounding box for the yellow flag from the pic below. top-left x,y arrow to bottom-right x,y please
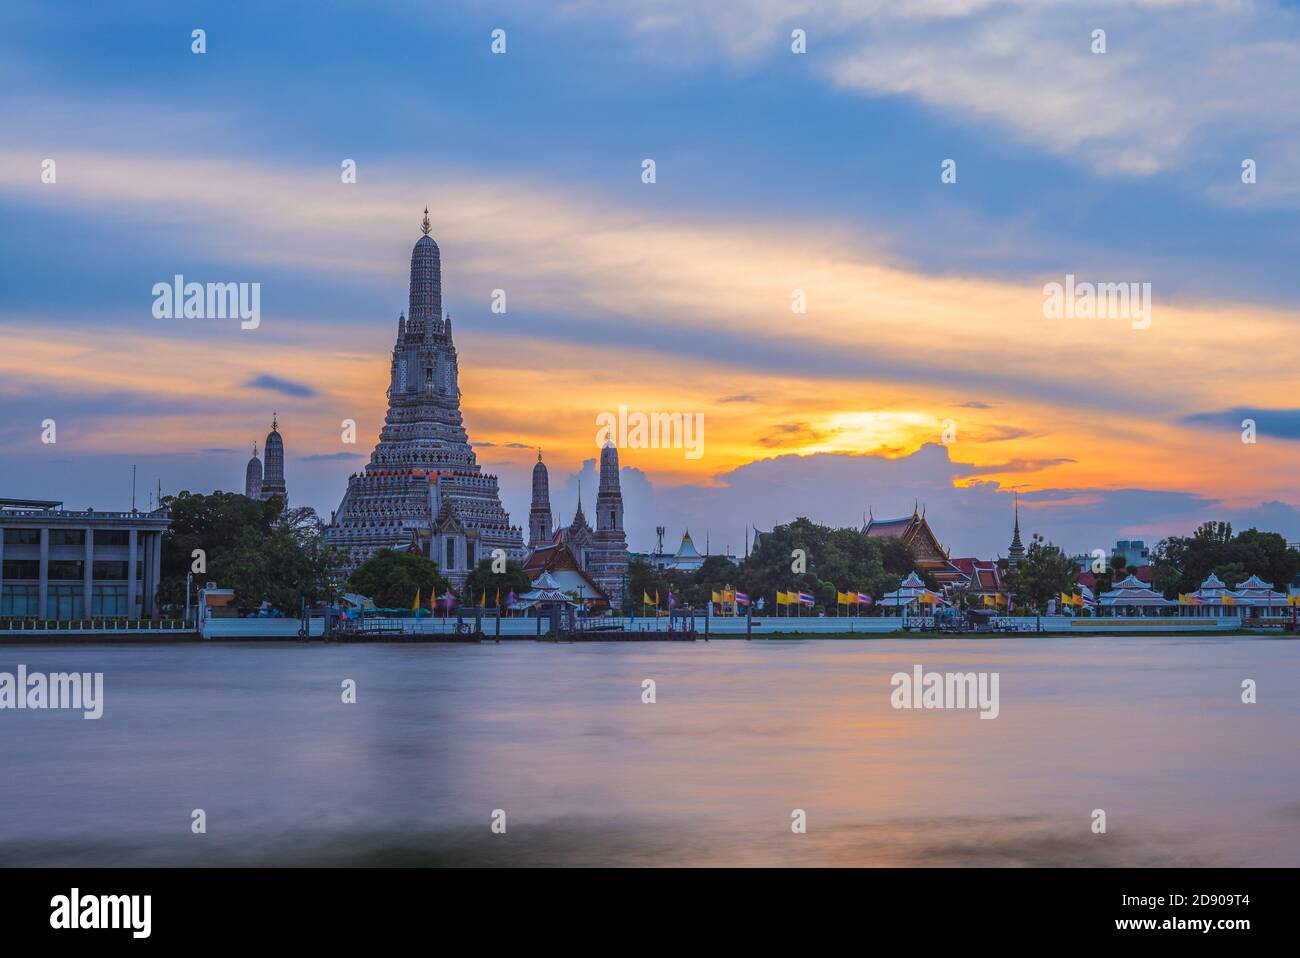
412,589 -> 420,611
776,591 -> 788,606
644,591 -> 653,607
711,590 -> 722,604
1223,594 -> 1236,606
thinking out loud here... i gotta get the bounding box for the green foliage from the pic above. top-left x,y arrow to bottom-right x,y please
627,556 -> 671,610
462,558 -> 531,607
632,517 -> 914,614
159,491 -> 341,614
1150,522 -> 1300,598
1004,533 -> 1077,613
347,548 -> 450,610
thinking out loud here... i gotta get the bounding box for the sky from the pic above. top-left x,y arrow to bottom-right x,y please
2,0 -> 1299,559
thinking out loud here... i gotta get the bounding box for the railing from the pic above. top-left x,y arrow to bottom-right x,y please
0,618 -> 192,632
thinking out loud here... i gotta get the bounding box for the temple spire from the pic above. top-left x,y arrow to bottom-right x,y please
421,206 -> 431,236
1008,492 -> 1026,568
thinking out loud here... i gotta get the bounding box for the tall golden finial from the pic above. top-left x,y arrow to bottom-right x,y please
537,447 -> 543,463
272,411 -> 278,431
421,207 -> 431,236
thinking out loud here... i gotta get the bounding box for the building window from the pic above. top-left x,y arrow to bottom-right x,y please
95,530 -> 130,546
445,538 -> 456,571
1,585 -> 40,616
49,529 -> 86,546
93,560 -> 128,580
2,560 -> 40,580
48,560 -> 84,580
3,528 -> 39,545
466,540 -> 476,569
45,585 -> 83,619
92,585 -> 128,617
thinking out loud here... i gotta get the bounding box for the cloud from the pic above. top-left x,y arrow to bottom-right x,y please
245,374 -> 318,398
300,452 -> 366,462
563,0 -> 1300,178
578,442 -> 1300,558
1184,407 -> 1300,440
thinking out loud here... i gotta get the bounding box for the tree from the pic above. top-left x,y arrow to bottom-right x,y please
347,549 -> 449,610
733,517 -> 912,613
158,491 -> 341,614
462,558 -> 531,608
1150,523 -> 1300,598
627,556 -> 670,612
1005,534 -> 1076,613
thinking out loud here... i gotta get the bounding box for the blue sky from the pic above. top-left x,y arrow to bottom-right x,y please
2,1 -> 1299,557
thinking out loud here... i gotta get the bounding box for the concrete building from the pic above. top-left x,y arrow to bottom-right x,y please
0,497 -> 170,618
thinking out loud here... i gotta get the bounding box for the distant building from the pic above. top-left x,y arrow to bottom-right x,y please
527,451 -> 553,549
1112,539 -> 1150,567
244,442 -> 262,500
0,497 -> 169,618
241,416 -> 288,503
648,530 -> 706,572
260,415 -> 287,502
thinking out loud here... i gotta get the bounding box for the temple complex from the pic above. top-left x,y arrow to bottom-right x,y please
863,505 -> 967,589
326,211 -> 524,585
522,444 -> 629,609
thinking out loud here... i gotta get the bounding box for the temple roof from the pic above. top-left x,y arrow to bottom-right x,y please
675,530 -> 702,559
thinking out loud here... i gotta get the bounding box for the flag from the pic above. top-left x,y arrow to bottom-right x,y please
857,592 -> 873,605
494,588 -> 500,608
643,591 -> 653,607
1060,592 -> 1073,608
654,590 -> 660,607
711,590 -> 723,605
667,592 -> 678,610
1223,594 -> 1237,606
776,591 -> 789,606
798,591 -> 814,606
837,590 -> 852,605
983,594 -> 995,607
504,590 -> 517,609
412,589 -> 421,612
480,589 -> 487,609
734,591 -> 750,606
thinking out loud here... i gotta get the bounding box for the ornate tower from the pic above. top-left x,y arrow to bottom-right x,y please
408,207 -> 442,332
325,210 -> 524,585
261,415 -> 287,503
529,450 -> 553,548
244,441 -> 263,500
591,442 -> 629,609
1007,494 -> 1026,568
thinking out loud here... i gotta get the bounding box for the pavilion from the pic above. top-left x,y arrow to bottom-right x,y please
878,571 -> 948,616
1097,574 -> 1174,616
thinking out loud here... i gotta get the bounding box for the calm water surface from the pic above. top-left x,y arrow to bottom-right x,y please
2,637 -> 1298,866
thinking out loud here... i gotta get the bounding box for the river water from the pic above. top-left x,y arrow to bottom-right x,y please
2,636 -> 1297,866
